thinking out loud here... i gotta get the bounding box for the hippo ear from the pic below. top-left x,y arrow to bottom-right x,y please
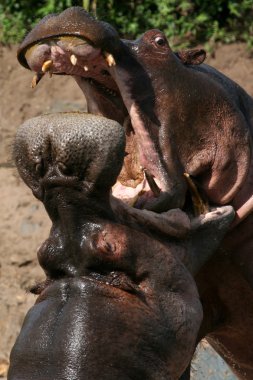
175,48 -> 206,65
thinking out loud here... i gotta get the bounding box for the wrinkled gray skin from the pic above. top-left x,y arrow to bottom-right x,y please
9,113 -> 234,380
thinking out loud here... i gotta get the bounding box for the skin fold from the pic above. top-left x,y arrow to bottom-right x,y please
9,113 -> 234,380
14,6 -> 253,379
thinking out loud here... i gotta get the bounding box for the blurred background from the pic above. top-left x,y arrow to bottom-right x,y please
1,1 -> 253,378
1,0 -> 253,50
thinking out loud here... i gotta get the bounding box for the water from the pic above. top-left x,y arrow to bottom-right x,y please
191,340 -> 238,379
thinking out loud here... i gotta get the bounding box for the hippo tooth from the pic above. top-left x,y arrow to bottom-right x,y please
183,173 -> 209,216
31,72 -> 44,88
84,65 -> 89,71
70,54 -> 78,66
104,52 -> 116,67
41,59 -> 53,73
144,170 -> 161,197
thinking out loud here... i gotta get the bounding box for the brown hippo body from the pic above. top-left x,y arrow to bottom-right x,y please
13,6 -> 253,379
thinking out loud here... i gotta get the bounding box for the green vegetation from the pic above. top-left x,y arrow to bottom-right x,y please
0,0 -> 253,49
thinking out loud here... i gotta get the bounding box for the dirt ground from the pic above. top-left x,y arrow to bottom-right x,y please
1,42 -> 253,378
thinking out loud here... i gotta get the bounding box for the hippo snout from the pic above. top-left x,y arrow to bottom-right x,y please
14,112 -> 125,200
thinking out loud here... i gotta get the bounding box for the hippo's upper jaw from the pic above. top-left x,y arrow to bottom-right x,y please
17,7 -> 127,129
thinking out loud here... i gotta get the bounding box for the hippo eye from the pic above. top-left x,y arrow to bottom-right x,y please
155,36 -> 166,47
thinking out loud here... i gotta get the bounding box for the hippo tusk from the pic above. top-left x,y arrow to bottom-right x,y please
31,72 -> 45,88
70,54 -> 78,66
84,65 -> 89,71
42,59 -> 53,73
183,173 -> 209,216
104,52 -> 116,67
144,169 -> 161,197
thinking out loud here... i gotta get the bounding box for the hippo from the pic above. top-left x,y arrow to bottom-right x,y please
15,6 -> 253,379
8,113 -> 234,380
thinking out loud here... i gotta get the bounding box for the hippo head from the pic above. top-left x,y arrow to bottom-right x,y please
17,6 -> 231,215
9,112 -> 234,379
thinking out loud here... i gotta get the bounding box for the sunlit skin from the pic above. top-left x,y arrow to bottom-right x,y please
12,6 -> 253,379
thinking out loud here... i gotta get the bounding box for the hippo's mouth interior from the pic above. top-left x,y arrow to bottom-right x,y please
24,35 -> 124,116
22,35 -> 208,219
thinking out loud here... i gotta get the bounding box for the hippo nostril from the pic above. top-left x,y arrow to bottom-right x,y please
57,162 -> 72,176
35,159 -> 45,177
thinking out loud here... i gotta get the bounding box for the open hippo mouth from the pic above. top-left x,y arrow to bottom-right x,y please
18,7 -> 210,217
19,36 -> 170,211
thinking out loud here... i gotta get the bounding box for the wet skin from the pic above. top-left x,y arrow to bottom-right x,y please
15,6 -> 253,379
9,113 -> 234,380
